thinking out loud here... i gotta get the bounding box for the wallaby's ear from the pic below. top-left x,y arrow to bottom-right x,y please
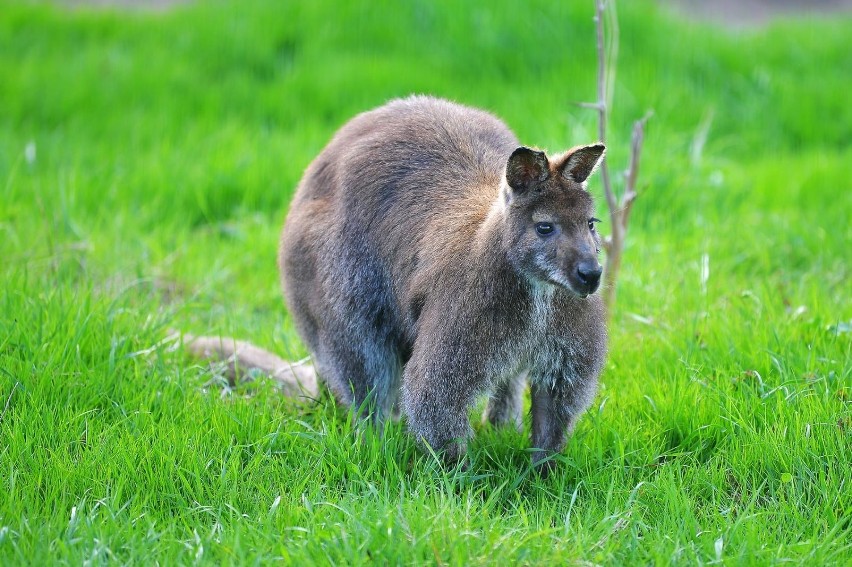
559,143 -> 606,184
505,147 -> 549,193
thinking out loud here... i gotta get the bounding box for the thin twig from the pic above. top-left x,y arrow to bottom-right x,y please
590,0 -> 651,315
604,0 -> 619,112
594,0 -> 619,314
621,111 -> 652,227
0,382 -> 20,425
593,0 -> 617,224
624,112 -> 652,195
577,102 -> 604,111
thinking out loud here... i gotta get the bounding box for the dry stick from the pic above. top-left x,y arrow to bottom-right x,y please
622,112 -> 652,229
592,0 -> 621,311
588,0 -> 650,315
592,0 -> 617,228
601,114 -> 650,312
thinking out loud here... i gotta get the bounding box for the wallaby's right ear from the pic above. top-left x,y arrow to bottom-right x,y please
558,143 -> 606,184
505,147 -> 549,193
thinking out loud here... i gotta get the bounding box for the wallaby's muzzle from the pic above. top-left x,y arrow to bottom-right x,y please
576,259 -> 603,295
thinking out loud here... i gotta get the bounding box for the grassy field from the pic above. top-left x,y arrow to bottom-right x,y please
1,0 -> 850,563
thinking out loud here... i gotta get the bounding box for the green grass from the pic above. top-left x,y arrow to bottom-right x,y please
1,0 -> 850,563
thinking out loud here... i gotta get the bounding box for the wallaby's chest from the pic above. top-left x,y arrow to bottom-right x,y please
497,285 -> 600,386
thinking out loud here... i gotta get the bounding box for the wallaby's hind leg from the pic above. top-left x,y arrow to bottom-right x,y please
312,330 -> 402,423
483,370 -> 527,430
529,378 -> 596,476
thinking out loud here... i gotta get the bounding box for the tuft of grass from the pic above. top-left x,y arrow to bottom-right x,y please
1,0 -> 850,563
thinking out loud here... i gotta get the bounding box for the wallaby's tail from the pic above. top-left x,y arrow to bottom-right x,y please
179,332 -> 319,399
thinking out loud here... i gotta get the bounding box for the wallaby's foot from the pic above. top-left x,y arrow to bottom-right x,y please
180,332 -> 319,399
482,371 -> 527,431
530,381 -> 589,474
437,438 -> 468,466
531,449 -> 561,478
308,331 -> 402,423
406,407 -> 472,467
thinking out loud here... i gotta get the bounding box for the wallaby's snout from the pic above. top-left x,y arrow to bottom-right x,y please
576,259 -> 603,296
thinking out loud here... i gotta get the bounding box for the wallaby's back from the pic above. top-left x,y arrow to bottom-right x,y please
280,96 -> 518,357
286,97 -> 517,261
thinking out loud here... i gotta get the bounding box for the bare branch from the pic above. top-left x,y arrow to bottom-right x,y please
593,0 -> 617,221
587,0 -> 651,316
593,1 -> 607,146
624,111 -> 652,192
621,111 -> 652,226
577,101 -> 604,111
604,0 -> 620,111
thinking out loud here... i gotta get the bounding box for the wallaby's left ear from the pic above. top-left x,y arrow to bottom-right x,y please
559,143 -> 606,184
505,147 -> 550,193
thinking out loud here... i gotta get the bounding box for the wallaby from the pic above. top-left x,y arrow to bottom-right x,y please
187,95 -> 607,472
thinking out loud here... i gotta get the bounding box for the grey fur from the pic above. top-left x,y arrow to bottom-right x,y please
483,370 -> 527,430
279,96 -> 608,470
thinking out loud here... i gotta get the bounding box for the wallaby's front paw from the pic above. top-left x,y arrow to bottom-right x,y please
415,429 -> 469,469
531,450 -> 560,478
439,438 -> 468,467
482,403 -> 523,432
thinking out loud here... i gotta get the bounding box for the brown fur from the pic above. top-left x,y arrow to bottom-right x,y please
278,96 -> 608,471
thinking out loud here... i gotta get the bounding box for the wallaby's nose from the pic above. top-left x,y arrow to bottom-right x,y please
577,261 -> 603,289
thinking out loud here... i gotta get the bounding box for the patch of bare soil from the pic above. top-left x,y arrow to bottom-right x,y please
57,0 -> 852,21
665,0 -> 852,26
56,0 -> 188,11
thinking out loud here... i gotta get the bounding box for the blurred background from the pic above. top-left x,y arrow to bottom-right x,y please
1,1 -> 850,563
2,0 -> 848,338
670,0 -> 852,24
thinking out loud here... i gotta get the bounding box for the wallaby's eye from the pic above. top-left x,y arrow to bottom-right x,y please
535,222 -> 555,237
588,217 -> 601,231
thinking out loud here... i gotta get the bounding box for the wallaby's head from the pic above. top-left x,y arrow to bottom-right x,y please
501,144 -> 606,298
